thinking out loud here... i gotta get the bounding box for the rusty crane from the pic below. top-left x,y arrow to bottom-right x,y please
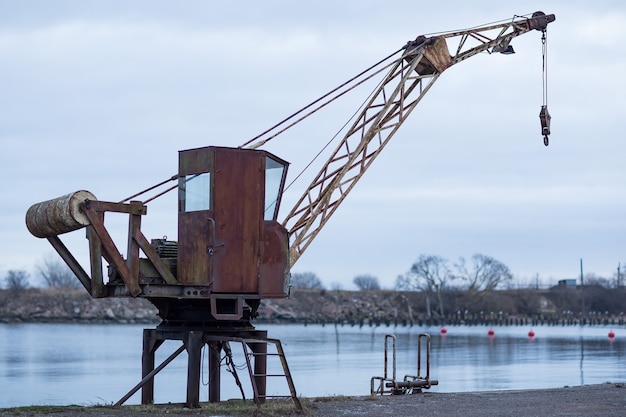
26,11 -> 554,409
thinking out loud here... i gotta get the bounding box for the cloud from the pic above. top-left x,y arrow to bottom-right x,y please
1,1 -> 624,290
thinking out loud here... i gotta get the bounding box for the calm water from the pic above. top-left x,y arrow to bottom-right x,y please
0,323 -> 624,408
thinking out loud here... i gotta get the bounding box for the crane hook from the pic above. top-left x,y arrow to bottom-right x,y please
539,105 -> 551,146
539,29 -> 550,146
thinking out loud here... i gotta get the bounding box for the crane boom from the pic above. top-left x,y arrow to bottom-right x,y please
283,11 -> 555,266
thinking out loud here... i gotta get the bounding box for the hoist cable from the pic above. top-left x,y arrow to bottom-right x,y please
118,175 -> 177,204
119,50 -> 403,205
542,30 -> 548,107
239,47 -> 404,149
281,60 -> 394,196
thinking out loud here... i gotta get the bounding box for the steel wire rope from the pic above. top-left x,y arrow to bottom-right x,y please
114,13 -> 537,207
199,343 -> 248,400
246,61 -> 393,152
118,174 -> 178,204
255,51 -> 405,215
116,51 -> 401,206
239,47 -> 404,149
200,344 -> 226,387
542,29 -> 548,107
280,60 -> 395,197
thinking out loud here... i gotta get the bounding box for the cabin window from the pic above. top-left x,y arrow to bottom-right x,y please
179,172 -> 210,212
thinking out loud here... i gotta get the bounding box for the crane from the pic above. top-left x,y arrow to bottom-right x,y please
24,11 -> 555,408
26,10 -> 555,323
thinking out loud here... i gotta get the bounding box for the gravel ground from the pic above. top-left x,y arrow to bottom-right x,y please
1,383 -> 624,417
309,383 -> 626,417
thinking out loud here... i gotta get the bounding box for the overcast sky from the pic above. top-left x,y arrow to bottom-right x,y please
1,1 -> 624,290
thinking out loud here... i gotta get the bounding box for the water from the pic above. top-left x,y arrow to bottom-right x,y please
0,323 -> 624,408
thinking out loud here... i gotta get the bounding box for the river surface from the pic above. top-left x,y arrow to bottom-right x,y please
0,323 -> 624,408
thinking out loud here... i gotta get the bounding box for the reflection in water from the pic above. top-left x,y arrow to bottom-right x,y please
580,336 -> 585,386
0,323 -> 624,407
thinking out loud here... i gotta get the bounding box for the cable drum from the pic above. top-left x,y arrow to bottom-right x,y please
25,190 -> 97,238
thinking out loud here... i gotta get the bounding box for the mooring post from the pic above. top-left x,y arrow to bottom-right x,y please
186,331 -> 203,408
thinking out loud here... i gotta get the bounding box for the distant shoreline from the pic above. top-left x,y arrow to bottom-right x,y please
1,287 -> 624,327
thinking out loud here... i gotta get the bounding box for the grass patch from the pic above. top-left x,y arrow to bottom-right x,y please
0,399 -> 309,416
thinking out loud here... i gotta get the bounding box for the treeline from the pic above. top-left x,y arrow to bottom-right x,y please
258,287 -> 626,326
1,256 -> 81,293
291,253 -> 625,321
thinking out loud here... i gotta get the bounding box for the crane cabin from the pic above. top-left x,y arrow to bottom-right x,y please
175,146 -> 291,321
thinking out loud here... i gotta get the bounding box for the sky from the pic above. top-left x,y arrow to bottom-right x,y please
1,1 -> 625,290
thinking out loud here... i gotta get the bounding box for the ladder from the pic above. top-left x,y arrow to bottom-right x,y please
370,333 -> 438,395
240,338 -> 302,411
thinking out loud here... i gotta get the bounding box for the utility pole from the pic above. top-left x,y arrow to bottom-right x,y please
535,273 -> 539,290
580,258 -> 585,318
618,263 -> 621,288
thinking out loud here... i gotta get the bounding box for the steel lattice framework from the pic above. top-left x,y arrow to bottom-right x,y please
281,12 -> 554,266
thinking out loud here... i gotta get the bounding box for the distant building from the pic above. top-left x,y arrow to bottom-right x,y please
557,279 -> 577,289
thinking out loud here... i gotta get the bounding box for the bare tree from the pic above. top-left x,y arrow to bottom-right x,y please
454,254 -> 512,292
4,270 -> 30,294
585,273 -> 612,288
395,274 -> 412,291
399,255 -> 453,318
353,274 -> 381,291
290,271 -> 324,289
37,256 -> 81,289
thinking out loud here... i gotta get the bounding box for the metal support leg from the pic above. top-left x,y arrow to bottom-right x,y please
208,342 -> 222,403
186,331 -> 203,408
141,329 -> 156,405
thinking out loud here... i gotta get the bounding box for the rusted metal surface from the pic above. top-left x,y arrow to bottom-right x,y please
177,146 -> 212,285
176,146 -> 289,306
212,147 -> 264,293
371,333 -> 438,396
259,221 -> 290,297
87,224 -> 105,297
413,36 -> 452,75
177,209 -> 211,285
25,190 -> 96,238
403,333 -> 439,392
82,200 -> 142,297
371,334 -> 399,395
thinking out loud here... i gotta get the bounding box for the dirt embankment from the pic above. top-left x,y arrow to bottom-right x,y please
0,288 -> 158,324
1,287 -> 624,326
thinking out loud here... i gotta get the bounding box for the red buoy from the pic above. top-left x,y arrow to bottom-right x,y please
528,330 -> 535,337
488,329 -> 495,336
609,331 -> 615,339
440,327 -> 447,334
